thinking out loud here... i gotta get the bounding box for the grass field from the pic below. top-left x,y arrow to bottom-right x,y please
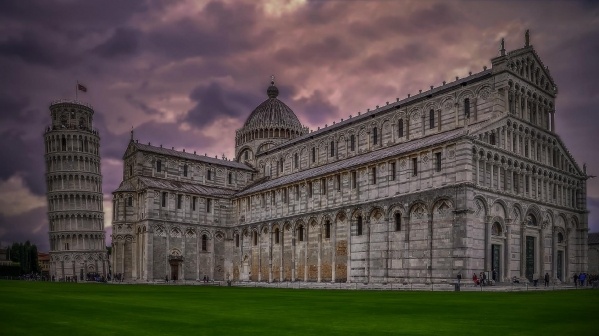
0,281 -> 597,335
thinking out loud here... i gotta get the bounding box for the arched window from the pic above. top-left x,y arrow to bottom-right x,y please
156,160 -> 162,172
228,172 -> 233,184
311,147 -> 316,162
373,127 -> 378,145
464,98 -> 470,118
492,222 -> 502,236
394,213 -> 401,231
207,169 -> 212,180
557,232 -> 564,243
202,235 -> 207,251
350,134 -> 356,151
294,153 -> 299,168
526,214 -> 537,226
274,228 -> 280,244
325,221 -> 331,239
429,109 -> 435,129
357,215 -> 363,236
330,141 -> 335,157
244,151 -> 249,160
183,164 -> 188,177
398,119 -> 404,138
235,234 -> 239,247
61,137 -> 67,151
298,225 -> 304,241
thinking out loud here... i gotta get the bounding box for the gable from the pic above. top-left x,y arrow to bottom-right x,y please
122,141 -> 139,160
505,47 -> 557,95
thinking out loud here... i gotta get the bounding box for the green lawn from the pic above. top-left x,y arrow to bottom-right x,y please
0,281 -> 597,335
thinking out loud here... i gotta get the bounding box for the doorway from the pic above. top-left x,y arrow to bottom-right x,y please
557,250 -> 563,281
170,261 -> 179,281
491,244 -> 501,281
525,236 -> 535,282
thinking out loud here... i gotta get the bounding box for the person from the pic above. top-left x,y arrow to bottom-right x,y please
165,275 -> 169,283
579,273 -> 586,287
533,273 -> 539,287
573,273 -> 578,288
544,273 -> 550,287
473,273 -> 479,286
480,272 -> 485,286
457,272 -> 462,286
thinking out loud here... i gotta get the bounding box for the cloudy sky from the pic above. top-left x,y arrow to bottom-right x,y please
0,0 -> 598,252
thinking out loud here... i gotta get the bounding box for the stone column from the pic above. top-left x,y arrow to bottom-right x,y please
504,220 -> 512,281
291,235 -> 296,281
550,110 -> 555,132
317,227 -> 322,282
210,234 -> 215,281
268,225 -> 273,283
520,223 -> 526,278
346,218 -> 352,283
552,226 -> 557,280
484,216 -> 492,272
366,218 -> 371,283
331,220 -> 337,283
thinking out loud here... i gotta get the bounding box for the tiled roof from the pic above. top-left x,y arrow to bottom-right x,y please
589,232 -> 599,245
137,176 -> 237,198
114,180 -> 135,193
131,142 -> 254,171
236,127 -> 466,197
261,69 -> 492,155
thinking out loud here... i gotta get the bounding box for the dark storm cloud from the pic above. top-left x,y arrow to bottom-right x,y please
292,90 -> 339,126
273,36 -> 356,66
0,207 -> 48,251
93,27 -> 141,59
0,31 -> 79,68
0,130 -> 46,196
184,82 -> 261,128
146,1 -> 260,60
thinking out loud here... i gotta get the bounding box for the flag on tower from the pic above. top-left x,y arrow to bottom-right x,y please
77,83 -> 87,92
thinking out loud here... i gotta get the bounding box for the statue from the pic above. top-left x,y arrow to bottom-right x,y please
500,38 -> 506,56
525,29 -> 530,47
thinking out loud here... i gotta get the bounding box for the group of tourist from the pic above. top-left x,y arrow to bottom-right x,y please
471,272 -> 492,286
572,273 -> 597,287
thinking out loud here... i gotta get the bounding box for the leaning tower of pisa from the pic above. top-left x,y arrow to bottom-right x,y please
45,100 -> 108,281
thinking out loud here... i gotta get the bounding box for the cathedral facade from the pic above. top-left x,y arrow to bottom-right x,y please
111,35 -> 589,284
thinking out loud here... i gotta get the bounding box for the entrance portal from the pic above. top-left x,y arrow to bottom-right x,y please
170,262 -> 179,281
557,250 -> 563,281
491,244 -> 501,281
525,236 -> 535,282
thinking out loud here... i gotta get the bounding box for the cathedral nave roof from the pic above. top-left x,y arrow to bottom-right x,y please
235,127 -> 467,197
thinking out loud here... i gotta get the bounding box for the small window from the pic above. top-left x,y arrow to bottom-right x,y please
282,188 -> 287,203
207,169 -> 212,180
330,141 -> 335,157
156,160 -> 162,172
357,216 -> 363,236
311,147 -> 316,163
177,195 -> 182,209
371,166 -> 377,184
294,153 -> 299,168
183,164 -> 188,177
325,221 -> 331,239
202,235 -> 207,251
275,228 -> 280,244
373,127 -> 378,145
336,174 -> 341,191
464,98 -> 470,118
161,192 -> 167,207
244,151 -> 249,160
321,178 -> 327,195
390,162 -> 396,181
253,231 -> 258,246
129,165 -> 133,177
235,234 -> 239,247
206,198 -> 212,213
429,109 -> 435,129
308,182 -> 313,198
412,158 -> 418,176
350,134 -> 356,151
228,172 -> 233,184
127,196 -> 133,207
394,213 -> 401,231
298,226 -> 304,242
261,194 -> 266,207
192,196 -> 197,211
351,171 -> 357,189
279,158 -> 284,172
557,232 -> 564,243
435,152 -> 442,172
398,119 -> 404,138
295,185 -> 300,199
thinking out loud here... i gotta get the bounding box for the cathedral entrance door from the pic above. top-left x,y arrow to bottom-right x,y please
525,236 -> 535,282
170,262 -> 179,281
491,244 -> 501,281
557,250 -> 563,281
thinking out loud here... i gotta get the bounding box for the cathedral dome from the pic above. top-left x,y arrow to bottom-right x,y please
243,81 -> 302,130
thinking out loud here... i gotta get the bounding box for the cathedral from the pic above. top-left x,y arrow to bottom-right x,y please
111,33 -> 589,284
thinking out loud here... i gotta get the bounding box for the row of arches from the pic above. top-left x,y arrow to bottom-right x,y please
507,57 -> 553,92
49,215 -> 104,233
46,174 -> 102,192
236,126 -> 305,147
45,133 -> 99,155
46,155 -> 101,174
507,80 -> 553,130
50,252 -> 106,262
48,193 -> 103,212
50,233 -> 105,251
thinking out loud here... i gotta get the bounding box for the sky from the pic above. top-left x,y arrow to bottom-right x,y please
0,0 -> 598,252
